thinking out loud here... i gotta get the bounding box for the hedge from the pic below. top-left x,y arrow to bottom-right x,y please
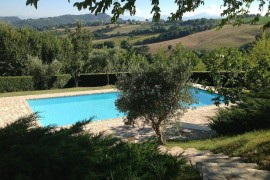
49,74 -> 72,89
0,72 -> 242,93
191,71 -> 213,84
0,75 -> 71,93
191,71 -> 245,86
78,73 -> 127,87
0,76 -> 34,93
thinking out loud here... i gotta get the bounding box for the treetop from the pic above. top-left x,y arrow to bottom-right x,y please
26,0 -> 270,29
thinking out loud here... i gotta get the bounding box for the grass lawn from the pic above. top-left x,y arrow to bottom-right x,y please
0,85 -> 115,98
168,129 -> 270,170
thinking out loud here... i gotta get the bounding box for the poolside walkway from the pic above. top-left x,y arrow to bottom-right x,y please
0,88 -> 224,140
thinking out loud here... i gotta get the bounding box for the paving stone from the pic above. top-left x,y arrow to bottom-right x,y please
200,162 -> 258,169
167,146 -> 184,156
183,150 -> 214,157
158,145 -> 168,154
202,166 -> 270,180
182,148 -> 200,155
189,156 -> 241,167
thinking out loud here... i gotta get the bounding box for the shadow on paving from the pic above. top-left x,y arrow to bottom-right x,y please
109,125 -> 155,142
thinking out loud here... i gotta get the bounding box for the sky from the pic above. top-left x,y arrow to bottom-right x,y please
0,0 -> 266,19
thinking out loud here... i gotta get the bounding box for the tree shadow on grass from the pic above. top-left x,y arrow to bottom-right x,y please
211,139 -> 249,155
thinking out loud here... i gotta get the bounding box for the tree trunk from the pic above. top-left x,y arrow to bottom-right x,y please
106,72 -> 110,85
74,77 -> 79,87
151,121 -> 166,145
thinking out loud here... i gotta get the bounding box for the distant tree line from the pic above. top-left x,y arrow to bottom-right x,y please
91,18 -> 218,43
134,20 -> 217,45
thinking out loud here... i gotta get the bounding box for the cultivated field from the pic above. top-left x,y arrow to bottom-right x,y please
93,34 -> 160,46
147,25 -> 263,53
104,24 -> 149,35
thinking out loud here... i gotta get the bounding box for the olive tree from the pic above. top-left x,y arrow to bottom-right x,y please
115,51 -> 194,144
26,0 -> 270,29
26,56 -> 62,89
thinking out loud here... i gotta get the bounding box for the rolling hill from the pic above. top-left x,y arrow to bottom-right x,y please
0,16 -> 21,23
147,25 -> 263,53
12,14 -> 113,29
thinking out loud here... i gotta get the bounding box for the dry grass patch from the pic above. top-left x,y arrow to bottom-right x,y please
148,25 -> 263,53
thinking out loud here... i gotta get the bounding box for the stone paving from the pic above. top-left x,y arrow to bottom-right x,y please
160,146 -> 270,179
0,88 -> 224,140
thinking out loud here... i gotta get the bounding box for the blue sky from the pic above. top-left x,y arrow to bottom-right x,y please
0,0 -> 264,19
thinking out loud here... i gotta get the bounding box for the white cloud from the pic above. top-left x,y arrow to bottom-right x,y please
248,6 -> 268,15
184,4 -> 223,17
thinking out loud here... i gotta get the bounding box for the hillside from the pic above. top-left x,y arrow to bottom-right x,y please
94,34 -> 160,46
13,14 -> 112,29
148,25 -> 263,53
0,16 -> 21,23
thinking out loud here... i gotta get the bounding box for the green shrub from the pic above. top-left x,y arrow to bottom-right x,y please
0,75 -> 71,93
0,76 -> 34,92
50,74 -> 72,89
26,56 -> 63,89
210,90 -> 270,135
191,71 -> 213,84
0,115 -> 185,179
79,73 -> 127,87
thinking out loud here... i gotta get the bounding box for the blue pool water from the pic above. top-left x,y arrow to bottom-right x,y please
27,89 -> 219,126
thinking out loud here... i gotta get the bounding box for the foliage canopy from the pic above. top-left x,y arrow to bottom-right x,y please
0,114 -> 185,179
115,49 -> 194,144
26,0 -> 270,29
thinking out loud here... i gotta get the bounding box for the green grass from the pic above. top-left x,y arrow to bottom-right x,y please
178,164 -> 201,179
93,36 -> 129,46
129,34 -> 160,44
104,24 -> 148,35
244,17 -> 270,25
93,33 -> 160,46
0,85 -> 115,98
168,129 -> 270,170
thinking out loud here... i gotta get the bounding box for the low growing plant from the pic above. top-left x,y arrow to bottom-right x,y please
0,114 -> 185,179
209,89 -> 270,135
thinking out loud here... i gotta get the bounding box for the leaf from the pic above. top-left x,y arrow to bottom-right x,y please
25,0 -> 38,9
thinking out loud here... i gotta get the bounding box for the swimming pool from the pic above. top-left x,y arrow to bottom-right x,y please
27,89 -> 219,126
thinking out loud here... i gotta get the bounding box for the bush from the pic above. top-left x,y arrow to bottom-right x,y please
0,76 -> 34,92
49,74 -> 72,89
0,115 -> 185,179
26,56 -> 62,89
79,73 -> 127,87
191,71 -> 213,84
209,90 -> 270,135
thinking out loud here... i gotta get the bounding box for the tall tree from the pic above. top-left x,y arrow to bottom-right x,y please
68,21 -> 92,86
0,23 -> 30,76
